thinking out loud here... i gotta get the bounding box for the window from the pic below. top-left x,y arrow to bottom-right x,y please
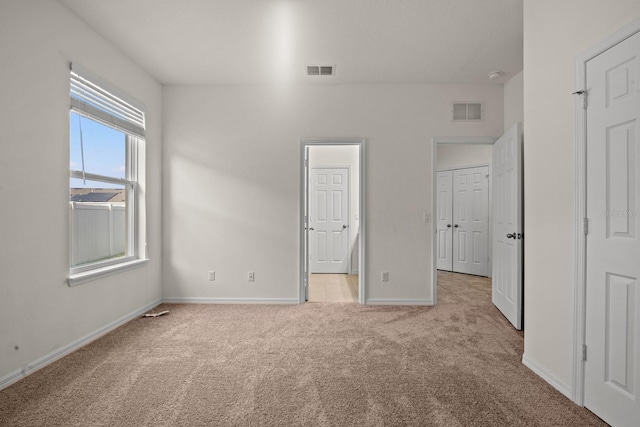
68,65 -> 146,283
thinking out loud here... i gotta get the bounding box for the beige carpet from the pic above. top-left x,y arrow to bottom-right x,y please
0,272 -> 606,426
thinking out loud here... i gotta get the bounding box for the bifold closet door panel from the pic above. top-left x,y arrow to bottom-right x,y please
436,170 -> 453,271
452,166 -> 489,276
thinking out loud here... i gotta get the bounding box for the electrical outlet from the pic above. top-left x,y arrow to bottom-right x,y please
208,271 -> 215,281
381,271 -> 389,282
248,271 -> 255,282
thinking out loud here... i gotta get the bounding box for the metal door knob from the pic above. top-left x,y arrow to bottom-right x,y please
454,224 -> 459,228
507,233 -> 515,239
447,224 -> 451,228
343,224 -> 348,229
310,227 -> 314,231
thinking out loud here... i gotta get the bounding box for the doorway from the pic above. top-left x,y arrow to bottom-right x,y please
432,137 -> 496,305
299,138 -> 366,304
432,128 -> 524,331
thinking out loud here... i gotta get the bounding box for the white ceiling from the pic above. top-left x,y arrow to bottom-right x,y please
58,0 -> 523,86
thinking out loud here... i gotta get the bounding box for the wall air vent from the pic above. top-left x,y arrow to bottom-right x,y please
307,65 -> 335,76
452,102 -> 483,121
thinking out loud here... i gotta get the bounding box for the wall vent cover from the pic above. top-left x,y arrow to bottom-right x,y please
307,65 -> 335,76
452,102 -> 483,121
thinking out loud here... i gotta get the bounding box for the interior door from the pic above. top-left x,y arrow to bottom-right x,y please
436,170 -> 453,271
584,30 -> 640,427
310,168 -> 349,273
303,147 -> 310,301
492,123 -> 523,330
453,166 -> 489,276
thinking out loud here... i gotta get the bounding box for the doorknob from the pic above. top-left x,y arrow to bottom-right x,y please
454,224 -> 459,228
507,233 -> 515,239
309,227 -> 314,231
447,224 -> 451,228
343,224 -> 348,229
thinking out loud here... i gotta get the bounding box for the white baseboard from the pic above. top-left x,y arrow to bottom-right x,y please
522,353 -> 572,400
163,297 -> 299,304
365,298 -> 434,306
0,299 -> 162,391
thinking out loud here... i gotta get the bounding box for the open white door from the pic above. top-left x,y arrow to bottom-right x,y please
303,146 -> 310,301
583,29 -> 640,426
492,123 -> 523,330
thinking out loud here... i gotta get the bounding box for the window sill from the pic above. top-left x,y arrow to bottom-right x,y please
68,258 -> 149,287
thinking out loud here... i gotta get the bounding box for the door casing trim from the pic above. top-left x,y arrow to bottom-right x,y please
572,18 -> 640,406
299,138 -> 366,304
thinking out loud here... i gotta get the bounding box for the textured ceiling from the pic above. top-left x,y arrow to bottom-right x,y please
58,0 -> 523,86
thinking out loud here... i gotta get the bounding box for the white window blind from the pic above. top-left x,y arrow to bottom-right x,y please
70,64 -> 145,138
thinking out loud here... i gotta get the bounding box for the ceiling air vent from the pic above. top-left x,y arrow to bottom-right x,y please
452,102 -> 483,121
307,65 -> 335,76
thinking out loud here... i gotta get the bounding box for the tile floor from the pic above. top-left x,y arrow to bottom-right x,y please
308,272 -> 490,303
308,273 -> 358,302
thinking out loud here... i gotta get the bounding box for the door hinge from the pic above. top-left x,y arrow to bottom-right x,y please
304,159 -> 309,167
583,218 -> 589,235
582,344 -> 587,361
573,90 -> 588,109
583,91 -> 588,109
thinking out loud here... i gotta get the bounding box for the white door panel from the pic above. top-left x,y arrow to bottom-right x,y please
492,123 -> 523,330
303,146 -> 310,301
453,166 -> 489,276
310,168 -> 349,273
585,30 -> 640,427
437,170 -> 453,271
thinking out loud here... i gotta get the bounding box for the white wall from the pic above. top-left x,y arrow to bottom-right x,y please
309,145 -> 360,274
162,84 -> 503,303
0,0 -> 163,385
504,71 -> 524,133
436,70 -> 522,173
436,144 -> 493,171
523,0 -> 640,396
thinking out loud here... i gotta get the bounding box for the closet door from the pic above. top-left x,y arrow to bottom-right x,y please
452,166 -> 489,276
436,170 -> 453,271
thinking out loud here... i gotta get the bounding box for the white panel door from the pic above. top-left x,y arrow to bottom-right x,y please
492,123 -> 523,330
453,166 -> 489,276
310,168 -> 349,273
436,170 -> 453,271
303,146 -> 310,301
584,30 -> 640,427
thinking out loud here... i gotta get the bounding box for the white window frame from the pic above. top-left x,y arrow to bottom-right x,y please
67,65 -> 147,286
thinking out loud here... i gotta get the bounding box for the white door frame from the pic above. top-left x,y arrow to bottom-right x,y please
572,18 -> 640,407
431,136 -> 497,304
299,138 -> 366,304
